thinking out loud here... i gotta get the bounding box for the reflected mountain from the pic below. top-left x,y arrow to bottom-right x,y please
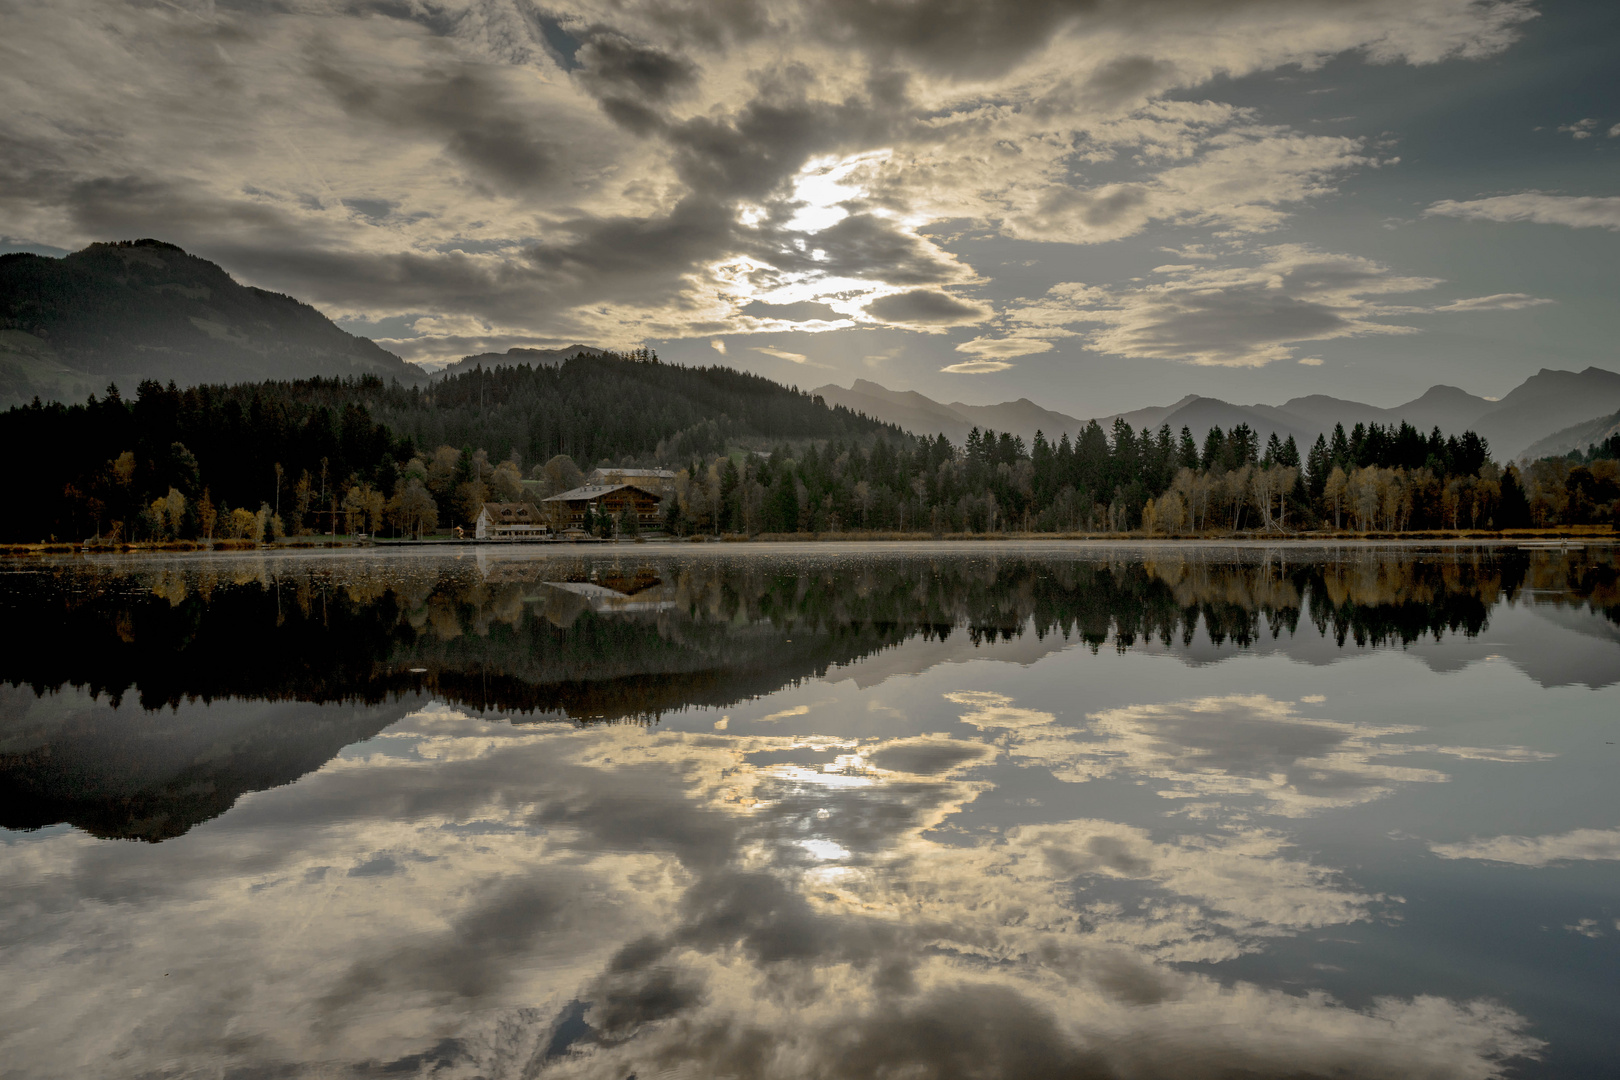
1,545 -> 1615,841
0,688 -> 421,841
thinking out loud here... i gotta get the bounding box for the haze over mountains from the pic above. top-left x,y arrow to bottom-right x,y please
0,240 -> 425,404
815,368 -> 1620,460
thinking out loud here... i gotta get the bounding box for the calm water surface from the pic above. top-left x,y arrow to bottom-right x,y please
2,542 -> 1617,1079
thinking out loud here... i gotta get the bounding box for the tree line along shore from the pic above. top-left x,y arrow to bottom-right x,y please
2,354 -> 1617,546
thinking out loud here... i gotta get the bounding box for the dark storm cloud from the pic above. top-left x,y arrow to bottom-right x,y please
665,95 -> 897,200
521,196 -> 740,303
575,32 -> 699,101
571,29 -> 702,135
865,288 -> 990,325
756,213 -> 966,286
740,299 -> 844,321
809,0 -> 1101,78
611,0 -> 774,50
309,58 -> 556,194
180,194 -> 737,323
0,168 -> 324,255
1080,54 -> 1184,108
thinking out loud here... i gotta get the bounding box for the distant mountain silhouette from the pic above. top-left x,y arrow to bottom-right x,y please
817,367 -> 1620,458
1468,367 -> 1620,459
1275,384 -> 1494,436
0,239 -> 425,405
813,379 -> 1084,444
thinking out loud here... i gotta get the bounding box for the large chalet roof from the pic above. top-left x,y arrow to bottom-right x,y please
587,467 -> 676,481
542,482 -> 662,503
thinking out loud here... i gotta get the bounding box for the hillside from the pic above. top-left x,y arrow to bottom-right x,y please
372,353 -> 909,467
1521,407 -> 1620,460
435,345 -> 603,378
0,240 -> 425,405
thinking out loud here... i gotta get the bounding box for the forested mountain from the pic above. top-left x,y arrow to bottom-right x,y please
435,345 -> 602,378
0,240 -> 424,405
0,350 -> 904,542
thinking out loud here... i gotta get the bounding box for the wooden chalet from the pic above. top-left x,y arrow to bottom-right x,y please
541,482 -> 662,533
474,502 -> 548,540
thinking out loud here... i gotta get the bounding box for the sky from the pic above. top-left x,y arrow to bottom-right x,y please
1,0 -> 1616,417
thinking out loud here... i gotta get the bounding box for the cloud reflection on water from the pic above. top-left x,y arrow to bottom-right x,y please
0,692 -> 1548,1078
949,690 -> 1551,818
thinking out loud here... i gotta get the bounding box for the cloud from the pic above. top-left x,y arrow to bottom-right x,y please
1425,194 -> 1620,230
1557,118 -> 1598,140
1429,827 -> 1620,867
1004,246 -> 1442,367
710,338 -> 727,353
940,359 -> 1015,374
864,289 -> 991,327
739,299 -> 847,324
1430,293 -> 1555,312
753,345 -> 811,363
1298,357 -> 1325,366
954,335 -> 1057,359
998,128 -> 1374,244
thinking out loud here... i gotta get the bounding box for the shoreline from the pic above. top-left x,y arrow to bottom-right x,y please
4,527 -> 1614,557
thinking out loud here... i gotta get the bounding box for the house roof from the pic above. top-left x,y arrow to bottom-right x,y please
479,502 -> 539,519
542,482 -> 662,504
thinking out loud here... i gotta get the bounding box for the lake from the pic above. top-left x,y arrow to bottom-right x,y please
2,542 -> 1616,1079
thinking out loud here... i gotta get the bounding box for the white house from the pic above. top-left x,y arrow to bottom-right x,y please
475,502 -> 548,540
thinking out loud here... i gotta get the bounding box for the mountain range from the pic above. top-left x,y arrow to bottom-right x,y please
5,239 -> 1617,462
0,239 -> 425,404
814,368 -> 1620,459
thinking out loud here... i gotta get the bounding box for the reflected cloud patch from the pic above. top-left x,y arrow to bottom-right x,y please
1429,826 -> 1620,867
947,691 -> 1546,816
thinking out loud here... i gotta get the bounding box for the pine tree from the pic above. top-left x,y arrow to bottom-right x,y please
1306,434 -> 1330,497
1178,426 -> 1199,471
1280,435 -> 1301,470
1329,423 -> 1350,469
